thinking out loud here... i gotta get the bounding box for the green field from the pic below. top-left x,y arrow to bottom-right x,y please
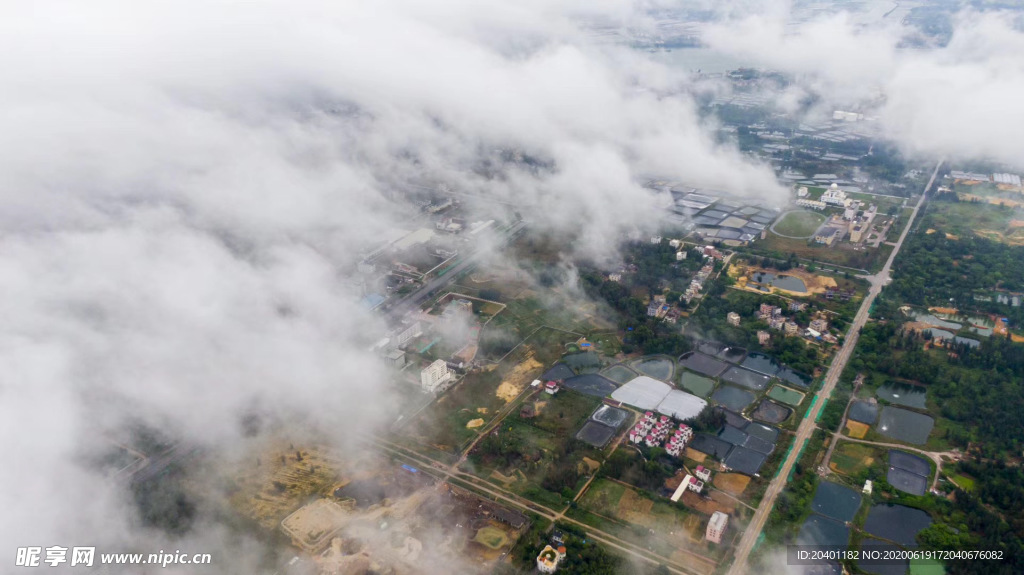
473,526 -> 509,549
949,473 -> 976,493
579,479 -> 626,515
773,211 -> 826,237
829,442 -> 883,476
528,390 -> 602,436
923,200 -> 1024,245
768,384 -> 806,406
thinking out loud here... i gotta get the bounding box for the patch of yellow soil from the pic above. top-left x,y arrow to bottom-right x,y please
684,447 -> 707,462
713,473 -> 751,496
845,420 -> 869,439
466,418 -> 485,429
496,357 -> 543,402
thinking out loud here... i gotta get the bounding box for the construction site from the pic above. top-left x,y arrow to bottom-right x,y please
223,441 -> 526,574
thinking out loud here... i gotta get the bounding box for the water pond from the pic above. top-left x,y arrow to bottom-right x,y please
752,399 -> 791,424
811,480 -> 862,522
680,352 -> 729,377
632,357 -> 674,381
740,352 -> 782,376
562,351 -> 601,370
679,371 -> 716,398
876,382 -> 927,410
767,385 -> 805,406
715,346 -> 748,363
863,504 -> 932,547
721,366 -> 771,391
601,365 -> 638,385
750,272 -> 808,293
562,374 -> 618,397
798,515 -> 849,547
877,407 -> 934,445
711,385 -> 756,412
847,400 -> 879,424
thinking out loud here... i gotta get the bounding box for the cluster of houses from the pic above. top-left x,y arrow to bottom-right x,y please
683,261 -> 716,305
671,465 -> 712,500
628,412 -> 694,457
733,303 -> 835,342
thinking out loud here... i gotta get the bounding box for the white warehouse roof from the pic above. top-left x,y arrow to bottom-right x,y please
657,390 -> 708,421
610,376 -> 672,410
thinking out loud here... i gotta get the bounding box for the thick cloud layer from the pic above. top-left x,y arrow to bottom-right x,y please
704,9 -> 1024,166
0,0 -> 782,568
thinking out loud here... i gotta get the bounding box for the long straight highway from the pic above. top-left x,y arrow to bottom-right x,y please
726,160 -> 943,574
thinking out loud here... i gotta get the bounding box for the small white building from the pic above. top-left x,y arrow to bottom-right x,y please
544,381 -> 560,395
695,465 -> 711,482
863,480 -> 873,495
688,476 -> 704,493
420,359 -> 453,394
727,312 -> 741,327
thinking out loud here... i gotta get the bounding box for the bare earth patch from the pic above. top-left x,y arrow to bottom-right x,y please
845,420 -> 870,439
466,418 -> 485,429
713,473 -> 751,496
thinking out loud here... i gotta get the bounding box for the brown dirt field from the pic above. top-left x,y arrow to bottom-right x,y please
929,307 -> 959,315
681,490 -> 730,515
579,457 -> 600,474
708,491 -> 737,514
618,488 -> 654,525
713,473 -> 751,496
466,418 -> 484,429
685,447 -> 707,462
846,420 -> 869,439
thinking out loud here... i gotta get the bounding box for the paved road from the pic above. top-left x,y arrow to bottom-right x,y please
727,160 -> 943,575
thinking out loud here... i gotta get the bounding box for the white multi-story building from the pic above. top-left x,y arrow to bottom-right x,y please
420,359 -> 452,393
706,511 -> 729,544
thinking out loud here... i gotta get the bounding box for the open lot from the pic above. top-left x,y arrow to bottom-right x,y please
925,199 -> 1024,245
830,442 -> 881,476
773,210 -> 826,237
713,472 -> 752,496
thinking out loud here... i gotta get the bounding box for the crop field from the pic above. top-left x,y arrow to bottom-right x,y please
830,442 -> 881,476
844,420 -> 870,439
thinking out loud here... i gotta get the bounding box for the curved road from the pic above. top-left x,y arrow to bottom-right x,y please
727,160 -> 943,575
